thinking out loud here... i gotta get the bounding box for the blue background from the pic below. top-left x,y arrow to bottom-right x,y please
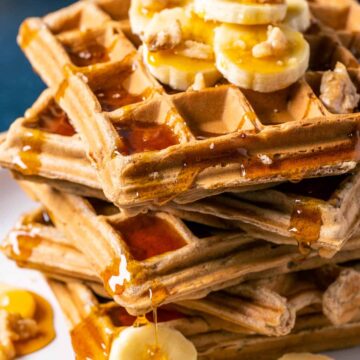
0,0 -> 73,132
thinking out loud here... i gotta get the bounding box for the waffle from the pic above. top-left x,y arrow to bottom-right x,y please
167,167 -> 360,257
14,0 -> 360,211
48,279 -> 238,360
1,92 -> 359,256
48,279 -> 360,360
2,202 -> 360,335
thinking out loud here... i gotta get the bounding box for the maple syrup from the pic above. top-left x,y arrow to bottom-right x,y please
18,21 -> 39,49
113,214 -> 187,261
13,129 -> 44,175
15,292 -> 55,356
64,41 -> 109,67
222,24 -> 304,73
115,121 -> 179,155
26,100 -> 76,136
289,199 -> 323,254
71,302 -> 185,359
0,287 -> 55,357
3,230 -> 43,262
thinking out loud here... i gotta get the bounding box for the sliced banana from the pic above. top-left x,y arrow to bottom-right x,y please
214,24 -> 310,92
142,8 -> 221,90
194,0 -> 287,25
284,0 -> 311,32
129,0 -> 191,37
109,323 -> 197,360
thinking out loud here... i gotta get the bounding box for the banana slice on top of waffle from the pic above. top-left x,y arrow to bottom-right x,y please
193,0 -> 288,25
142,7 -> 222,90
214,24 -> 309,92
130,0 -> 192,36
284,0 -> 311,32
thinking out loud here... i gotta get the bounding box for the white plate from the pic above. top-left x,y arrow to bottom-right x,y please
0,169 -> 359,360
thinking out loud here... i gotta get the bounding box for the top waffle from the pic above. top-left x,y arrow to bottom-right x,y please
13,0 -> 360,210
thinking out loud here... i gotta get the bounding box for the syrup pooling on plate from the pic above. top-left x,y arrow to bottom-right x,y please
115,121 -> 179,155
0,286 -> 55,357
26,100 -> 76,136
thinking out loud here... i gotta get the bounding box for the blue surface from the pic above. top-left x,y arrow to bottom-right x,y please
0,0 -> 73,132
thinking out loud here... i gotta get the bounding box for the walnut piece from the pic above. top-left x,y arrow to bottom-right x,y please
189,73 -> 206,91
252,26 -> 288,59
175,40 -> 214,60
144,10 -> 182,51
0,310 -> 38,360
320,62 -> 360,114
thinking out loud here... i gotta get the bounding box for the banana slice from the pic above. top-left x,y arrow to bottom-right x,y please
129,0 -> 191,37
142,8 -> 221,90
194,0 -> 287,25
284,0 -> 310,32
109,323 -> 197,360
214,24 -> 310,92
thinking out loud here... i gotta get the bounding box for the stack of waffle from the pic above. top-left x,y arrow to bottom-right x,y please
1,0 -> 360,358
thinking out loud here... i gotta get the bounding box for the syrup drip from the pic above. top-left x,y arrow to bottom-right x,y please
113,214 -> 187,261
18,21 -> 39,49
13,129 -> 44,175
26,100 -> 75,136
3,231 -> 42,263
64,41 -> 109,67
115,122 -> 179,155
289,199 -> 323,255
71,303 -> 184,360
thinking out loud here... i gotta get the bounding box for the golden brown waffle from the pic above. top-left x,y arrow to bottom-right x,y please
0,90 -> 104,199
14,0 -> 360,211
2,202 -> 360,335
167,167 -> 360,257
16,181 -> 305,315
48,279 -> 249,359
48,279 -> 360,360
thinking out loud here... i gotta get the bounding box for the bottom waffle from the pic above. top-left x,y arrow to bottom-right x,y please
48,279 -> 360,360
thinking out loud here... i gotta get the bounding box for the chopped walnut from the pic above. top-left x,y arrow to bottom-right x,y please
252,26 -> 288,59
144,10 -> 182,51
175,40 -> 214,60
189,73 -> 206,91
320,62 -> 360,114
0,310 -> 38,360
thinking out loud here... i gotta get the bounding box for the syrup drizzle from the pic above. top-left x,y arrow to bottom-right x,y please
13,129 -> 44,175
18,21 -> 39,49
113,214 -> 187,261
289,199 -> 323,255
102,215 -> 185,297
26,100 -> 75,136
115,121 -> 179,155
71,303 -> 184,360
3,230 -> 43,263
